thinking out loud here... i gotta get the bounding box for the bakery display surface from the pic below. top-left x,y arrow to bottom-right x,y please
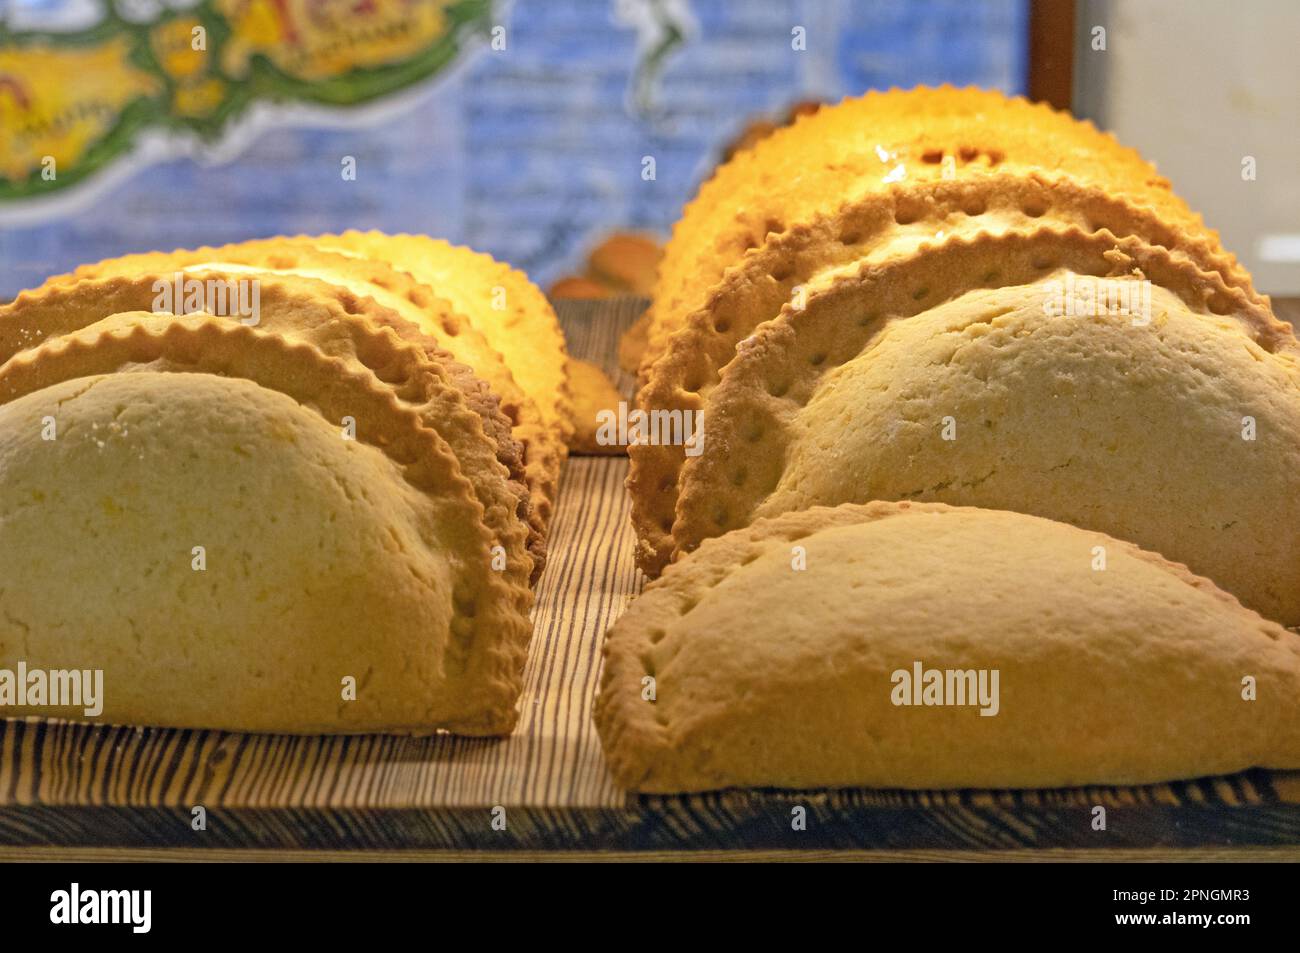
1,79 -> 1297,863
1,298 -> 1299,857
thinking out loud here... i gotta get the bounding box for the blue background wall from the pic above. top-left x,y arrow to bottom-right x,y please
0,0 -> 1028,297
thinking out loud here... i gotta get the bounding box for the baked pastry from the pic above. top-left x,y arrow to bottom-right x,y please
646,85 -> 1250,375
0,269 -> 541,581
550,276 -> 611,300
628,172 -> 1278,576
0,312 -> 533,733
565,358 -> 626,456
63,240 -> 561,537
550,233 -> 663,301
617,310 -> 651,374
587,233 -> 661,297
595,502 -> 1300,793
719,100 -> 822,163
670,230 -> 1300,623
289,231 -> 573,529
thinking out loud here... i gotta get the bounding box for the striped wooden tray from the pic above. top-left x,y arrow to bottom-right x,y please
1,298 -> 1298,853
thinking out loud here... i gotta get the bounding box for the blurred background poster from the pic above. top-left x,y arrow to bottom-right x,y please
0,0 -> 1028,298
1,0 -> 1296,300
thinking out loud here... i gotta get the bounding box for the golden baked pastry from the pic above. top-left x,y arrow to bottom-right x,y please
63,240 -> 561,536
0,313 -> 534,733
646,85 -> 1250,374
549,233 -> 663,301
596,502 -> 1300,793
289,232 -> 573,519
0,270 -> 541,581
587,233 -> 661,297
617,311 -> 651,374
719,99 -> 822,163
628,173 -> 1272,575
565,358 -> 626,456
671,231 -> 1300,623
549,276 -> 611,300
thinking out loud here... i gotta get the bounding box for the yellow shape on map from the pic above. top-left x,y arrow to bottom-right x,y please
151,16 -> 211,80
174,78 -> 229,118
0,37 -> 162,184
218,0 -> 452,82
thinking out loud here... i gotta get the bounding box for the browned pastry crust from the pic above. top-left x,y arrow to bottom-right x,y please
0,270 -> 546,581
646,85 -> 1250,375
597,502 -> 1300,792
0,313 -> 535,734
291,230 -> 574,531
628,172 -> 1281,576
59,240 -> 559,556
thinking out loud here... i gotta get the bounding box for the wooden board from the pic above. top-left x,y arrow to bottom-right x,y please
1,297 -> 1299,855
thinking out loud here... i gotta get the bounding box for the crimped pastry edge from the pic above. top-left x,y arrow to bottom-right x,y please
1,268 -> 547,582
596,501 -> 1299,792
631,214 -> 1295,576
283,230 -> 573,534
300,230 -> 575,440
59,239 -> 561,538
647,84 -> 1238,373
0,312 -> 535,734
671,227 -> 1298,560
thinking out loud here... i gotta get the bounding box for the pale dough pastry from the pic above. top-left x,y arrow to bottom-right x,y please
672,234 -> 1300,623
0,269 -> 541,582
565,358 -> 627,456
63,241 -> 561,537
628,173 -> 1275,576
596,502 -> 1300,792
0,314 -> 534,733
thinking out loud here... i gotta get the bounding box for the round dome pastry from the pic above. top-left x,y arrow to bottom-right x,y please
0,313 -> 534,734
597,502 -> 1300,792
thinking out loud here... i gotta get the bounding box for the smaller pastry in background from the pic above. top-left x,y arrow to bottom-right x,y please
566,358 -> 627,456
549,231 -> 664,300
549,276 -> 612,300
587,233 -> 661,297
617,311 -> 651,374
